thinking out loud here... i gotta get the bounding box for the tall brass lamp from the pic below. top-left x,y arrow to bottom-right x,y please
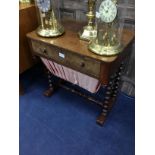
79,0 -> 97,41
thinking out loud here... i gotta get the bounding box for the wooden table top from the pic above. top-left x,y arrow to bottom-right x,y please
27,20 -> 134,63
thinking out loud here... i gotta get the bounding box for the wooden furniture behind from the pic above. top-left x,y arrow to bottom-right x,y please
27,20 -> 134,125
19,3 -> 38,74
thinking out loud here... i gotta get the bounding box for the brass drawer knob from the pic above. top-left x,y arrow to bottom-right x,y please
43,48 -> 47,54
80,62 -> 85,67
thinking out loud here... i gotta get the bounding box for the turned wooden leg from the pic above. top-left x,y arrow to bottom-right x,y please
111,63 -> 124,98
43,70 -> 54,97
96,77 -> 114,125
19,81 -> 24,96
96,63 -> 124,126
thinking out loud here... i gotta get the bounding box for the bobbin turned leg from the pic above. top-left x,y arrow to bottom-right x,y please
111,64 -> 124,99
96,63 -> 124,126
43,70 -> 54,97
19,81 -> 24,95
96,77 -> 114,125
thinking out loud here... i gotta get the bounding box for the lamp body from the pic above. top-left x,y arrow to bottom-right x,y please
78,0 -> 97,41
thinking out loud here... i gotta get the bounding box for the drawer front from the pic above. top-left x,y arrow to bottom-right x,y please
31,40 -> 100,78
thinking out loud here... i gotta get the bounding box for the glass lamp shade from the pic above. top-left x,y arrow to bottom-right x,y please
34,0 -> 64,37
88,0 -> 127,56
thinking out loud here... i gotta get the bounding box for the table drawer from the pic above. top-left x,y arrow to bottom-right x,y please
31,40 -> 101,78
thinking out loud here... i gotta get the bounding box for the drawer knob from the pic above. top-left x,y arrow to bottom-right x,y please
80,62 -> 85,67
43,48 -> 47,54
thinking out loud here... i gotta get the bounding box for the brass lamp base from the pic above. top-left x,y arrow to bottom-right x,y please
36,25 -> 64,37
88,41 -> 123,56
79,25 -> 97,41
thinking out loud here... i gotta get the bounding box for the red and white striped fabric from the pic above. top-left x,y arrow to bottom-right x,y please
41,57 -> 101,93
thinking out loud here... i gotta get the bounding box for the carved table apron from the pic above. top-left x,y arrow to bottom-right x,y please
27,20 -> 134,126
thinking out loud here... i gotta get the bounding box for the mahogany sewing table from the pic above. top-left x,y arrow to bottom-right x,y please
27,20 -> 134,126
